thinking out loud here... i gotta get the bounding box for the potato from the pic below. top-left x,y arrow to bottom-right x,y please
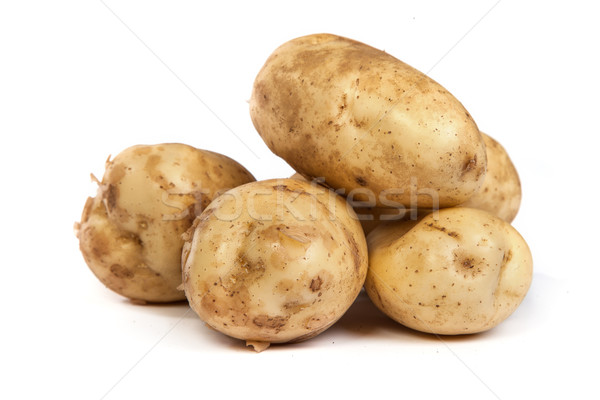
77,143 -> 255,303
182,178 -> 368,349
364,207 -> 532,335
461,133 -> 521,222
250,33 -> 486,209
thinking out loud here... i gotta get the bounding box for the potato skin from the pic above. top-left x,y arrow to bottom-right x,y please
250,33 -> 486,208
182,179 -> 368,344
365,207 -> 532,335
77,143 -> 255,303
461,133 -> 522,222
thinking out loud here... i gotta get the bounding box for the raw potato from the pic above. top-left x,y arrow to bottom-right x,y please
250,33 -> 486,209
365,207 -> 532,335
182,178 -> 368,347
77,143 -> 255,303
461,133 -> 522,222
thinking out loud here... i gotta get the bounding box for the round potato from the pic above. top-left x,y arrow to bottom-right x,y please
462,133 -> 521,222
365,207 -> 532,335
77,143 -> 255,303
250,33 -> 486,209
182,178 -> 368,348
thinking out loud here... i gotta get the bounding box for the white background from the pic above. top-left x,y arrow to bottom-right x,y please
1,1 -> 598,399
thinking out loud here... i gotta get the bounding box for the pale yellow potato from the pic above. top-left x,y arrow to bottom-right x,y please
182,178 -> 368,348
77,143 -> 255,303
250,33 -> 486,209
462,133 -> 522,222
365,207 -> 532,335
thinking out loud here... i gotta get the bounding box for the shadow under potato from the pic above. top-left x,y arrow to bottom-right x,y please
329,290 -> 493,343
137,289 -> 499,352
330,290 -> 401,336
121,298 -> 195,319
214,290 -> 494,352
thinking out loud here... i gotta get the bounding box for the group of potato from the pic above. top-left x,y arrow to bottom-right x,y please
77,34 -> 532,351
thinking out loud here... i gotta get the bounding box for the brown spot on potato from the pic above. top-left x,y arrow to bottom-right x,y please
426,222 -> 459,238
235,254 -> 266,280
342,228 -> 362,274
105,184 -> 118,211
252,315 -> 288,330
426,222 -> 446,233
503,250 -> 513,264
275,279 -> 295,294
86,228 -> 109,258
462,154 -> 478,175
355,176 -> 367,186
310,276 -> 323,292
283,301 -> 310,314
110,264 -> 134,279
304,315 -> 326,330
201,293 -> 220,315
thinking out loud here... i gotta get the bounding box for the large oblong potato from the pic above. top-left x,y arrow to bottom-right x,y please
77,143 -> 255,303
461,133 -> 522,222
182,178 -> 368,348
365,207 -> 532,335
250,33 -> 486,209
